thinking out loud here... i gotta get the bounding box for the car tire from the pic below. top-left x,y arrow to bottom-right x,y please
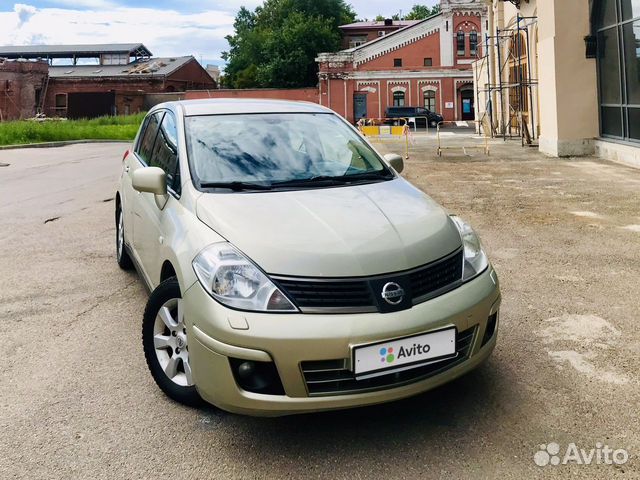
116,205 -> 133,270
430,120 -> 438,128
142,277 -> 203,407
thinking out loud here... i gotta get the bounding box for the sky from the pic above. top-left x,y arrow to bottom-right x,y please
0,0 -> 439,68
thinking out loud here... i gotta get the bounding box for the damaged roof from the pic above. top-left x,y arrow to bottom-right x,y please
0,43 -> 152,59
48,56 -> 194,78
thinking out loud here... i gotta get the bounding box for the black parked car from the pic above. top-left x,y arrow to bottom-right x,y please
385,106 -> 443,128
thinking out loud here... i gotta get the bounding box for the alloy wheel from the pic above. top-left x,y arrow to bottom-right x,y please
152,298 -> 193,387
117,209 -> 124,261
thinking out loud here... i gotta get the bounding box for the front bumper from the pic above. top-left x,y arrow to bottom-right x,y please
183,267 -> 500,416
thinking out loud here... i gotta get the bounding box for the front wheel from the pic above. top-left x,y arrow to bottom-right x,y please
142,277 -> 202,406
116,205 -> 133,270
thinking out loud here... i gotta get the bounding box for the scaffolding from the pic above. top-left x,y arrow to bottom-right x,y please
475,14 -> 538,145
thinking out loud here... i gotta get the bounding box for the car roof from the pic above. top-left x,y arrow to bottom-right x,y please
159,98 -> 333,117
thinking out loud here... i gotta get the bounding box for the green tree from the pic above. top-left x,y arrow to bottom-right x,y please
222,0 -> 356,88
375,4 -> 440,22
404,4 -> 441,20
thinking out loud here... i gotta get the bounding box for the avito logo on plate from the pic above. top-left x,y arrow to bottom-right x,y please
379,347 -> 395,364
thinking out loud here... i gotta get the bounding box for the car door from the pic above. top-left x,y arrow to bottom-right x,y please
127,111 -> 162,272
133,110 -> 181,287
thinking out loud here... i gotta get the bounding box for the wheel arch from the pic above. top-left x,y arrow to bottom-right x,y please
115,192 -> 121,223
160,260 -> 177,284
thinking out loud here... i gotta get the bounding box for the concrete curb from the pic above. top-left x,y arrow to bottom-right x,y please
0,139 -> 131,151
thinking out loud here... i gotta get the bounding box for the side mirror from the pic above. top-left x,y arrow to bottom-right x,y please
132,167 -> 167,195
384,153 -> 404,174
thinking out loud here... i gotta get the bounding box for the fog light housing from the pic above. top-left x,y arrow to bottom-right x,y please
481,312 -> 498,346
229,358 -> 285,395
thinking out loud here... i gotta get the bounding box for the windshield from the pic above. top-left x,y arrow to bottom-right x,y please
185,113 -> 392,189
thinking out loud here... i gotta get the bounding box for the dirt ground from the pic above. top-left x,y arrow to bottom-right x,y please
0,137 -> 638,479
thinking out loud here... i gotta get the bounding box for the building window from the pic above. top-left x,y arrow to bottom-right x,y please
510,32 -> 527,58
595,0 -> 640,140
457,31 -> 466,56
469,30 -> 478,57
423,57 -> 433,66
509,64 -> 529,113
423,90 -> 436,111
101,53 -> 129,65
393,91 -> 405,106
393,58 -> 402,67
55,93 -> 67,111
349,35 -> 368,48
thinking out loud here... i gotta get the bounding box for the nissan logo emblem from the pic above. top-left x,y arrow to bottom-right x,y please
381,282 -> 405,305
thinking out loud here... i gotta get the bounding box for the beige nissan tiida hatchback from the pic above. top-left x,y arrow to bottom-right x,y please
115,99 -> 500,416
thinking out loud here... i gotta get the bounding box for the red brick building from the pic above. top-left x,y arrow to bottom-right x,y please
317,0 -> 486,123
0,43 -> 216,119
45,55 -> 215,118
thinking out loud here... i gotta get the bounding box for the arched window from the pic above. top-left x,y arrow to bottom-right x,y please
508,30 -> 529,119
423,90 -> 436,111
457,31 -> 465,56
393,90 -> 405,106
595,0 -> 640,140
469,30 -> 478,57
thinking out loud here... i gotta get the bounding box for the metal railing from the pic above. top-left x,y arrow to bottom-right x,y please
357,117 -> 411,159
435,120 -> 490,157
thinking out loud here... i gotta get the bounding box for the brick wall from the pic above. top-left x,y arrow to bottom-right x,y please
45,78 -> 163,117
184,88 -> 318,103
0,59 -> 48,121
44,59 -> 216,118
358,32 -> 442,70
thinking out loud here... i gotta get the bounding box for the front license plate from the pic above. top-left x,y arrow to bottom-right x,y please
353,327 -> 457,377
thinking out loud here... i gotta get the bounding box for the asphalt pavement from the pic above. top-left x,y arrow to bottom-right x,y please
0,141 -> 638,479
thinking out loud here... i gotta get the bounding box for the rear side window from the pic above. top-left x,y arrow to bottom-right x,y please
150,112 -> 180,194
391,108 -> 413,116
136,112 -> 163,164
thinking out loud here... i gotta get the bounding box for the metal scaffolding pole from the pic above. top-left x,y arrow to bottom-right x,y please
485,33 -> 494,136
477,14 -> 538,143
495,28 -> 506,139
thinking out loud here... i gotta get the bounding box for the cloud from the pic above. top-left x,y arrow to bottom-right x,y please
0,0 -> 438,66
41,0 -> 117,8
14,3 -> 37,26
0,5 -> 234,63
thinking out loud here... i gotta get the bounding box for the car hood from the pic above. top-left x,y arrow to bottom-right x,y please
196,178 -> 462,277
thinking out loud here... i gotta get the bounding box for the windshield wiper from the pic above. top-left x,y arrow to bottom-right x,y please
199,181 -> 272,191
343,172 -> 394,181
272,172 -> 393,188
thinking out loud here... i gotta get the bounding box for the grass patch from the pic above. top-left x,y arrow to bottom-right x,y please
0,113 -> 145,146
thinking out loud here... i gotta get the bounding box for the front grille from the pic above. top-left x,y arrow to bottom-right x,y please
409,250 -> 463,301
273,279 -> 373,311
272,248 -> 463,313
301,326 -> 476,396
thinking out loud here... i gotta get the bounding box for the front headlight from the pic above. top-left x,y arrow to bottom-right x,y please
450,215 -> 489,282
192,243 -> 297,312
